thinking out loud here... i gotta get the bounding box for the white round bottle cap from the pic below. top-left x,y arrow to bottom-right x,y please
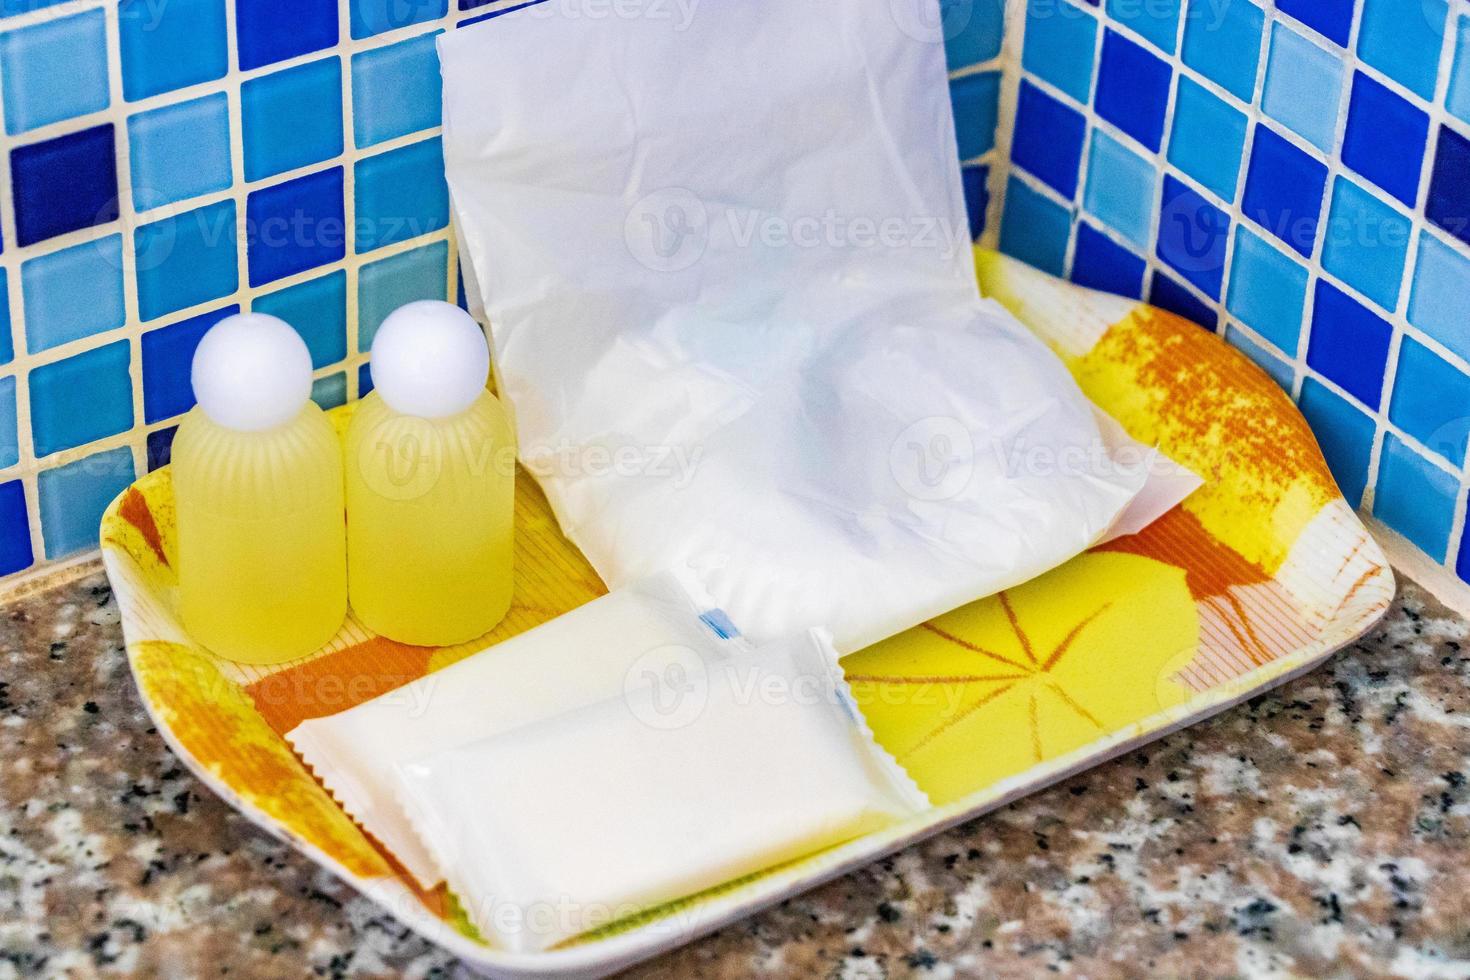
191,313 -> 314,432
370,301 -> 490,419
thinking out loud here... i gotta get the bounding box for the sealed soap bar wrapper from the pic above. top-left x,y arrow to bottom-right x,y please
393,628 -> 930,953
286,568 -> 743,889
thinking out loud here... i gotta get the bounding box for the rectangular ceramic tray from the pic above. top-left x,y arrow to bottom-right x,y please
100,249 -> 1394,979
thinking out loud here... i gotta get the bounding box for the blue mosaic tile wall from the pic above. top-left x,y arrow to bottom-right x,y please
997,0 -> 1470,586
0,0 -> 501,581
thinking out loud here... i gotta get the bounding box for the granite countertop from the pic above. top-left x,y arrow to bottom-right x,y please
3,566 -> 1469,979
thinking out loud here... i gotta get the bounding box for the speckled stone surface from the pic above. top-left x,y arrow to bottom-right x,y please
2,565 -> 1467,979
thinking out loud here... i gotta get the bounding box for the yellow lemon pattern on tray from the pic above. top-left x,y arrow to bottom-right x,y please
843,552 -> 1197,805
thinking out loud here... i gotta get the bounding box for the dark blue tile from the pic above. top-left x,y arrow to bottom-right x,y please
1011,81 -> 1086,198
246,167 -> 346,287
146,425 -> 176,472
961,164 -> 990,241
1427,125 -> 1470,249
1072,222 -> 1146,298
359,361 -> 374,396
460,0 -> 545,23
1095,29 -> 1172,152
1342,72 -> 1429,207
1149,272 -> 1217,328
117,0 -> 227,101
1457,492 -> 1470,583
0,479 -> 32,576
237,0 -> 338,70
1156,174 -> 1229,298
1307,279 -> 1392,408
141,305 -> 239,424
1277,0 -> 1354,46
10,125 -> 117,247
1242,125 -> 1327,257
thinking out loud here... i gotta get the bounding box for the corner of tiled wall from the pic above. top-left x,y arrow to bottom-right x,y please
993,0 -> 1470,601
0,0 -> 532,586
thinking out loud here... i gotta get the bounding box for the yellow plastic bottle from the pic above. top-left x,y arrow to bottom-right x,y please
172,313 -> 348,664
345,301 -> 515,646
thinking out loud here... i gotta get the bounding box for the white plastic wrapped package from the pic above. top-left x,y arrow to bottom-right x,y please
286,568 -> 743,889
394,627 -> 930,953
439,0 -> 1193,653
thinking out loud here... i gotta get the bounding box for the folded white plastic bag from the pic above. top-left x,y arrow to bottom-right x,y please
394,627 -> 930,953
286,568 -> 741,888
439,0 -> 1185,652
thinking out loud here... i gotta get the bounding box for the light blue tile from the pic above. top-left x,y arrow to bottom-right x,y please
999,176 -> 1072,277
1298,375 -> 1376,508
1225,324 -> 1294,390
128,94 -> 232,211
351,31 -> 441,148
0,10 -> 108,134
1321,177 -> 1412,312
1084,129 -> 1156,249
0,270 -> 10,367
242,57 -> 344,182
1407,231 -> 1470,363
1107,0 -> 1181,53
135,201 -> 239,321
0,374 -> 15,469
311,372 -> 347,411
1226,226 -> 1307,355
1167,76 -> 1247,202
1374,432 -> 1458,561
357,239 -> 449,350
252,271 -> 347,370
1390,336 -> 1470,466
1021,1 -> 1096,103
21,236 -> 126,353
37,446 -> 135,559
0,0 -> 72,17
1261,21 -> 1342,151
117,0 -> 228,101
950,70 -> 1002,160
1450,15 -> 1470,126
29,341 -> 132,457
350,0 -> 445,39
945,0 -> 1005,69
1181,0 -> 1264,101
353,137 -> 448,252
1358,0 -> 1447,100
